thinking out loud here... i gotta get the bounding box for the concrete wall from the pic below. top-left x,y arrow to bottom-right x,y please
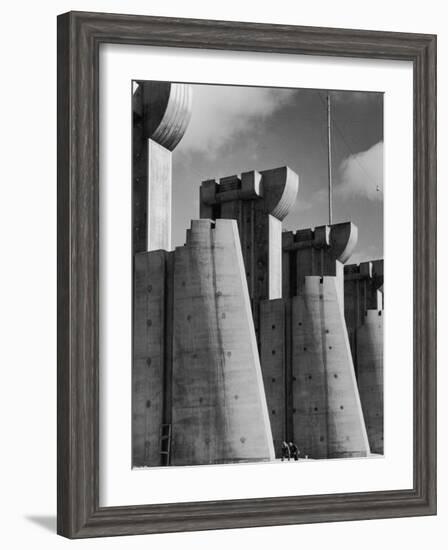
282,223 -> 358,298
261,223 -> 371,459
344,260 -> 384,453
171,219 -> 274,465
344,260 -> 383,372
133,250 -> 170,467
147,140 -> 172,251
259,299 -> 287,456
132,81 -> 194,466
132,81 -> 192,254
291,277 -> 370,458
200,167 -> 299,341
133,218 -> 275,467
199,183 -> 371,461
356,310 -> 384,454
258,267 -> 371,460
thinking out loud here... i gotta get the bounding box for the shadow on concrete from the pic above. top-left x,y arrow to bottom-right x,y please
25,515 -> 56,533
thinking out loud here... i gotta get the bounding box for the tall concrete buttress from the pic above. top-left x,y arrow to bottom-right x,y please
132,81 -> 192,253
199,169 -> 370,459
260,223 -> 370,458
344,260 -> 384,453
133,81 -> 188,466
132,84 -> 274,467
200,167 -> 299,339
171,219 -> 274,465
133,219 -> 275,466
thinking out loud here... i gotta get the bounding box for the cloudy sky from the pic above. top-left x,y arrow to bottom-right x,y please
170,83 -> 383,264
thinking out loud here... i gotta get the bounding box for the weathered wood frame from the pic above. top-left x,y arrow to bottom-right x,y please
57,11 -> 437,538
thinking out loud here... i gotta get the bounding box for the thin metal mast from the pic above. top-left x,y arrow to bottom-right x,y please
327,92 -> 333,225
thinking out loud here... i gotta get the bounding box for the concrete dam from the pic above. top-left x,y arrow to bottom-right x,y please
132,81 -> 384,467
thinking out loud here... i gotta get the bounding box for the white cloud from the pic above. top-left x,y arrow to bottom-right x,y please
337,141 -> 383,200
177,84 -> 295,155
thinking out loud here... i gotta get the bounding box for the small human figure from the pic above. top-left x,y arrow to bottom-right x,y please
289,441 -> 300,461
281,441 -> 291,461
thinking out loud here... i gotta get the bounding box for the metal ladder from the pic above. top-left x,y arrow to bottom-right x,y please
159,423 -> 172,466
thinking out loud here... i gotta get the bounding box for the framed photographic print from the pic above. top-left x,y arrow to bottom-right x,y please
57,11 -> 437,538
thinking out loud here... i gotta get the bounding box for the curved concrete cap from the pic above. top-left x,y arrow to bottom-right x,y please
135,81 -> 193,151
259,166 -> 299,220
329,222 -> 358,263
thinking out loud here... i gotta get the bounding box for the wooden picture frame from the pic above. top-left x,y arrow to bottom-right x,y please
57,10 -> 437,538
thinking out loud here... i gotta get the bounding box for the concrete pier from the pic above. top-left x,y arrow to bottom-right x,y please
132,81 -> 192,253
133,250 -> 172,466
199,163 -> 372,460
133,219 -> 274,466
258,223 -> 370,459
344,260 -> 384,453
290,277 -> 369,458
171,219 -> 274,465
200,167 -> 299,339
132,80 -> 192,466
259,299 -> 287,456
132,126 -> 380,464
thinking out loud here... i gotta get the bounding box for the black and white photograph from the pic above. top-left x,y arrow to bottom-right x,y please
0,0 -> 441,545
132,81 -> 384,468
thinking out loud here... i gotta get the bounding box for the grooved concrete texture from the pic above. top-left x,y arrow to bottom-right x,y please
132,81 -> 192,253
171,219 -> 275,465
135,81 -> 193,151
147,140 -> 172,251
